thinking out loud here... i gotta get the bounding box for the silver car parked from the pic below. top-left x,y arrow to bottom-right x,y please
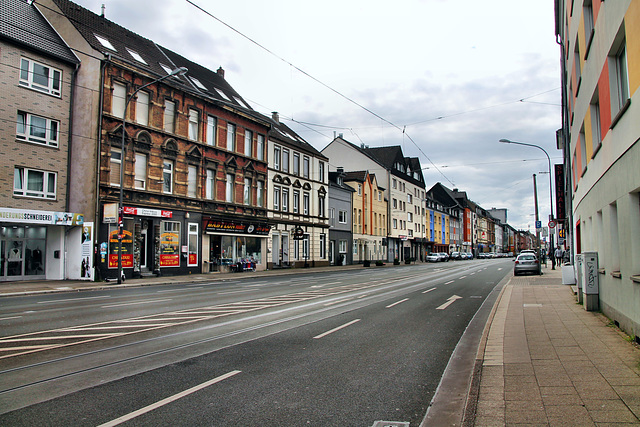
513,253 -> 541,276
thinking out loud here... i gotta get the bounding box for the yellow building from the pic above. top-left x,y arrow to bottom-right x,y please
344,171 -> 387,263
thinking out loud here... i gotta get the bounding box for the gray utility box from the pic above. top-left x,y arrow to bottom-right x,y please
575,254 -> 584,304
580,252 -> 599,311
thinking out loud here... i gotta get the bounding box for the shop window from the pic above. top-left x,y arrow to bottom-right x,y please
160,221 -> 180,267
188,223 -> 198,267
108,220 -> 133,269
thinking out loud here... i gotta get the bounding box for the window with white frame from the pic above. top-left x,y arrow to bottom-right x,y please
227,123 -> 236,151
257,134 -> 265,161
164,100 -> 175,133
16,112 -> 59,147
19,58 -> 61,97
590,99 -> 602,151
13,167 -> 56,199
206,169 -> 215,200
393,218 -> 398,229
293,152 -> 300,175
243,177 -> 251,205
357,184 -> 362,195
244,130 -> 253,157
226,173 -> 234,202
282,149 -> 290,173
408,194 -> 413,204
320,234 -> 326,259
163,160 -> 174,194
318,195 -> 325,217
274,146 -> 281,170
303,156 -> 310,178
136,91 -> 149,126
134,153 -> 147,190
257,181 -> 264,207
110,148 -> 121,186
353,241 -> 357,255
392,178 -> 397,189
393,198 -> 397,209
339,240 -> 347,253
408,212 -> 413,222
303,235 -> 309,259
206,115 -> 217,146
293,190 -> 300,213
112,82 -> 126,118
273,186 -> 281,211
338,210 -> 347,223
188,165 -> 197,197
282,188 -> 289,212
303,192 -> 310,215
318,161 -> 324,182
188,109 -> 199,141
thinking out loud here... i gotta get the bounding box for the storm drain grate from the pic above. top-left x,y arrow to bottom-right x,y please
371,422 -> 410,427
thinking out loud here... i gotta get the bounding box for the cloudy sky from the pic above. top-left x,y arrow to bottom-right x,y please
71,0 -> 562,233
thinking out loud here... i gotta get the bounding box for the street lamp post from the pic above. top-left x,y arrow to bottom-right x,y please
117,67 -> 187,284
499,138 -> 556,263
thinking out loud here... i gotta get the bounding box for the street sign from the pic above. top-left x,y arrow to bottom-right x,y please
548,220 -> 556,228
558,229 -> 565,238
535,221 -> 542,229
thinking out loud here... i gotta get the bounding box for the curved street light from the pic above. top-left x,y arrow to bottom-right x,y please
118,66 -> 188,284
499,138 -> 556,265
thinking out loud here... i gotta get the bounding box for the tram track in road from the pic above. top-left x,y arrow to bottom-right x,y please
0,261 -> 508,414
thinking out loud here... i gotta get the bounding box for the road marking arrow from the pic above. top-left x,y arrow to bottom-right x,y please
436,295 -> 463,310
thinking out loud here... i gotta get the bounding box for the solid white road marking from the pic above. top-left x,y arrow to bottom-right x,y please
101,299 -> 172,308
313,319 -> 361,339
436,295 -> 463,310
422,287 -> 436,294
97,370 -> 241,427
385,298 -> 409,308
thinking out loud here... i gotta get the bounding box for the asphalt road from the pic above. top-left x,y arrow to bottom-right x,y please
0,259 -> 513,426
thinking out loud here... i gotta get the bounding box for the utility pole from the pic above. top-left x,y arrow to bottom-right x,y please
533,174 -> 541,260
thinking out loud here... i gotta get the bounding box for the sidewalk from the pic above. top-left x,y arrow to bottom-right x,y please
470,267 -> 640,426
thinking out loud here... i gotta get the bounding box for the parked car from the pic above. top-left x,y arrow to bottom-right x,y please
438,252 -> 450,262
463,252 -> 473,260
426,252 -> 440,262
513,253 -> 541,276
450,251 -> 461,260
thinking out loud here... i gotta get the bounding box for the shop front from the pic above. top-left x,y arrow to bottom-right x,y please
202,218 -> 269,273
98,204 -> 201,280
0,207 -> 86,281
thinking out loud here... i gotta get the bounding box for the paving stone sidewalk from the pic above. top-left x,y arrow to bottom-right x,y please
473,268 -> 640,426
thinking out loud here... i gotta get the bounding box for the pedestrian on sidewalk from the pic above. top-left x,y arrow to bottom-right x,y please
554,246 -> 564,268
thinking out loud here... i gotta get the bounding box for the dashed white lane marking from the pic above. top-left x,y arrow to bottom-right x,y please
386,298 -> 409,308
97,370 -> 241,427
0,316 -> 22,321
445,280 -> 455,285
422,288 -> 436,294
313,319 -> 361,339
38,295 -> 110,304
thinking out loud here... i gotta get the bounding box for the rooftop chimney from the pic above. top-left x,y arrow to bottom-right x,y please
272,112 -> 279,123
216,67 -> 225,78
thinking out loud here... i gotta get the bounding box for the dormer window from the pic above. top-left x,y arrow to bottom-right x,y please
160,63 -> 173,75
94,34 -> 116,51
126,48 -> 146,64
214,88 -> 231,101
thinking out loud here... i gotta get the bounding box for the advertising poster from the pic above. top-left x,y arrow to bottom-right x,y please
108,229 -> 133,268
160,230 -> 180,267
80,222 -> 94,280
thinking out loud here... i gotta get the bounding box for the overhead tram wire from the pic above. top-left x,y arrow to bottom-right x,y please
184,0 -> 457,185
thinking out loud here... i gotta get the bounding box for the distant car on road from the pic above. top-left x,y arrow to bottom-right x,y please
426,252 -> 440,262
514,253 -> 541,276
